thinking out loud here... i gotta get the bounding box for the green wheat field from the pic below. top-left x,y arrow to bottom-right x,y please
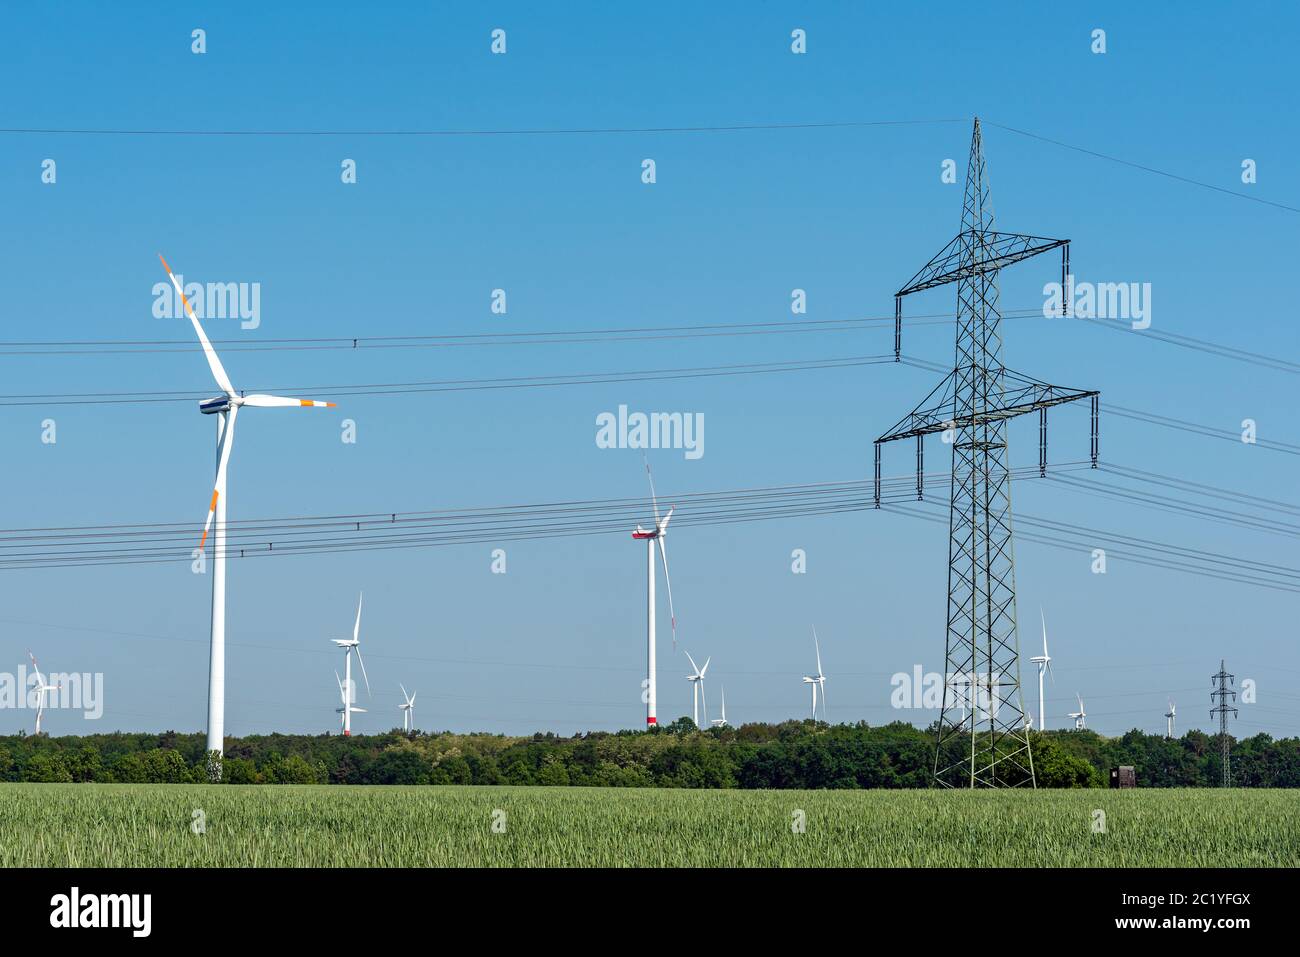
1,785 -> 1296,867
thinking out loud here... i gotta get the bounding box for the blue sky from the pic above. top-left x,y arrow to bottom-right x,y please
1,2 -> 1298,740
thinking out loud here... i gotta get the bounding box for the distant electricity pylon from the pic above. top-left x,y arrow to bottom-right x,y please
875,117 -> 1100,789
1210,659 -> 1238,787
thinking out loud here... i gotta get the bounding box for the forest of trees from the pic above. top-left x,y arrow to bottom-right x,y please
2,720 -> 1298,788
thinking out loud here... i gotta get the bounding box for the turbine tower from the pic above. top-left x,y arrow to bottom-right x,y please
27,651 -> 60,736
873,118 -> 1100,788
331,593 -> 371,736
630,461 -> 676,728
1028,609 -> 1054,730
161,256 -> 336,779
1164,698 -> 1176,738
684,651 -> 710,727
801,627 -> 827,721
400,685 -> 417,733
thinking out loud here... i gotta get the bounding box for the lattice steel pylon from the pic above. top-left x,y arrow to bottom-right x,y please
874,117 -> 1100,788
1210,659 -> 1237,787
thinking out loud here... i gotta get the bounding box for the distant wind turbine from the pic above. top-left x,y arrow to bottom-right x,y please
400,684 -> 417,733
1068,693 -> 1087,730
631,460 -> 676,728
1165,698 -> 1176,738
711,686 -> 729,728
160,255 -> 336,773
801,627 -> 827,721
335,671 -> 367,733
1028,608 -> 1055,730
27,651 -> 59,736
685,651 -> 710,728
331,593 -> 371,735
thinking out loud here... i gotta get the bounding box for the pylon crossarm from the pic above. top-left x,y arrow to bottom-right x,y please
875,374 -> 1098,444
895,230 -> 1068,298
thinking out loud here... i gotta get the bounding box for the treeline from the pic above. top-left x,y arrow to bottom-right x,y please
2,720 -> 1298,788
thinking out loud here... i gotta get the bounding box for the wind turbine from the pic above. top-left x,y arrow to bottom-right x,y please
27,651 -> 59,736
710,686 -> 729,728
1068,693 -> 1087,730
801,626 -> 827,721
1028,608 -> 1055,730
160,256 -> 336,773
400,684 -> 417,733
684,651 -> 710,727
630,460 -> 676,728
331,593 -> 371,736
1165,698 -> 1176,738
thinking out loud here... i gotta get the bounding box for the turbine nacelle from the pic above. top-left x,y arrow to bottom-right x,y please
200,395 -> 233,415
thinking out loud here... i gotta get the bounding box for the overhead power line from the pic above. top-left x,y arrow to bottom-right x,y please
0,118 -> 966,137
985,120 -> 1300,215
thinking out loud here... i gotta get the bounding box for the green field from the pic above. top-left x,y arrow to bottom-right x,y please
1,784 -> 1297,867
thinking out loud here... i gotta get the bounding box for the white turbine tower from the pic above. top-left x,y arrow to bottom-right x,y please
710,686 -> 729,728
1165,698 -> 1176,738
1068,693 -> 1087,730
1028,608 -> 1055,730
801,627 -> 827,721
27,651 -> 59,736
161,256 -> 336,774
331,593 -> 371,736
630,461 -> 676,728
400,684 -> 417,733
684,651 -> 710,727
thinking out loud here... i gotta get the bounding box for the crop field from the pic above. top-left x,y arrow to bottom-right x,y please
1,784 -> 1297,867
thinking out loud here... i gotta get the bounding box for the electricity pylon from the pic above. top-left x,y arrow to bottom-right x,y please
1210,659 -> 1237,787
875,117 -> 1100,788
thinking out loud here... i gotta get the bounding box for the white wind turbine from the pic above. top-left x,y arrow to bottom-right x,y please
331,593 -> 371,736
630,460 -> 676,728
1068,693 -> 1087,730
160,256 -> 336,772
710,686 -> 729,728
1165,698 -> 1176,738
27,651 -> 60,736
1028,608 -> 1055,730
801,627 -> 827,721
684,651 -> 710,727
400,684 -> 417,733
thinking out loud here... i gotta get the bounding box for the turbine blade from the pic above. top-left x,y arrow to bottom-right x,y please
644,456 -> 661,526
700,656 -> 710,677
353,593 -> 363,644
813,626 -> 823,676
354,645 -> 371,698
400,683 -> 409,704
657,536 -> 677,650
241,394 -> 337,409
1040,607 -> 1049,658
159,254 -> 235,395
658,504 -> 674,535
684,650 -> 700,676
200,406 -> 238,550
